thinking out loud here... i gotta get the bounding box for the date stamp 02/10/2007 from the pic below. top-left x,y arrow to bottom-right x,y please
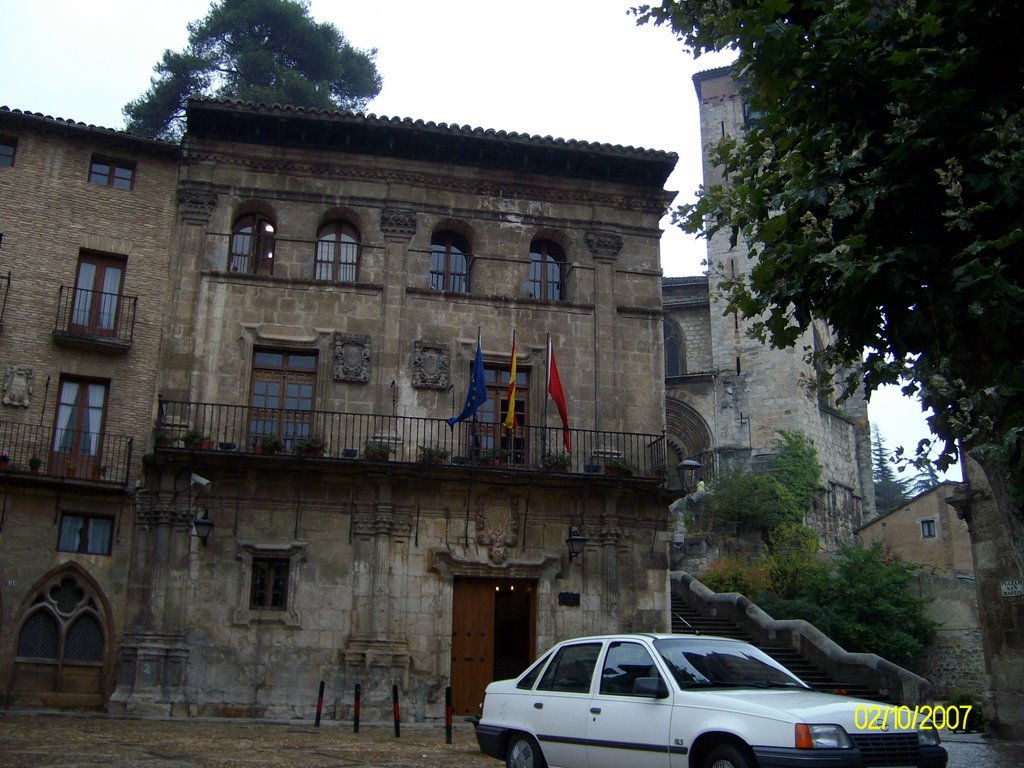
854,704 -> 973,731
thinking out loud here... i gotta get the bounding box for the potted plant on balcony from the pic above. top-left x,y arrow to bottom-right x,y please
65,461 -> 77,478
0,450 -> 8,469
417,445 -> 450,464
259,435 -> 284,455
92,465 -> 108,480
542,450 -> 571,472
477,447 -> 509,467
28,456 -> 42,473
293,435 -> 325,457
363,441 -> 392,461
603,457 -> 634,477
182,428 -> 211,450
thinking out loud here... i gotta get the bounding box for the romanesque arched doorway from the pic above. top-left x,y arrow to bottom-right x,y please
10,567 -> 110,709
665,397 -> 714,491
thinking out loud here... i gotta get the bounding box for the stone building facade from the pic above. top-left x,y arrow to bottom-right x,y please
104,100 -> 677,720
858,482 -> 984,697
663,68 -> 874,551
0,107 -> 178,707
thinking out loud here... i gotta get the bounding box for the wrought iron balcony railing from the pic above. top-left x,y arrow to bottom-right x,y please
157,399 -> 667,480
53,285 -> 138,349
0,420 -> 134,484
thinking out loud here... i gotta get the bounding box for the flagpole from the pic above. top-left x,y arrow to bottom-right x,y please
543,334 -> 551,459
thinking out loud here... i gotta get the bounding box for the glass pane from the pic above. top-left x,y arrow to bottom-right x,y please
58,516 -> 84,552
51,579 -> 85,614
17,611 -> 59,659
89,162 -> 110,184
85,518 -> 113,555
112,165 -> 133,189
65,615 -> 104,662
287,354 -> 317,370
315,240 -> 334,281
538,643 -> 601,693
254,351 -> 284,367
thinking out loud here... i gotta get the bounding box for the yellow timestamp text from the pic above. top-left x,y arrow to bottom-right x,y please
854,704 -> 972,731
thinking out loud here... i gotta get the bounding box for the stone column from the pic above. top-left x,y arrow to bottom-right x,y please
586,231 -> 623,429
162,182 -> 218,400
110,494 -> 192,716
343,491 -> 412,720
376,209 -> 417,415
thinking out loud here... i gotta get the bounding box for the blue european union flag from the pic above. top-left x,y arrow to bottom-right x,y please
448,335 -> 487,429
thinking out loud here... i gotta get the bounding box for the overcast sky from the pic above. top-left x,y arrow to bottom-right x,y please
0,0 -> 958,483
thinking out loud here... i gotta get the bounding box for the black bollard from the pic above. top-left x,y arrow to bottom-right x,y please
392,683 -> 401,738
445,685 -> 452,744
354,683 -> 361,733
315,680 -> 325,727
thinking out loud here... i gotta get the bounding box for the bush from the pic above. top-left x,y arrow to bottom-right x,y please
806,543 -> 937,666
944,690 -> 986,733
699,557 -> 768,598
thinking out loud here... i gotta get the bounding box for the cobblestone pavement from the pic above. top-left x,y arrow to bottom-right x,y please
2,713 -> 1023,767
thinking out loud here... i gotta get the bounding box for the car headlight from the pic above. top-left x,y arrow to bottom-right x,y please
795,723 -> 853,749
918,727 -> 941,746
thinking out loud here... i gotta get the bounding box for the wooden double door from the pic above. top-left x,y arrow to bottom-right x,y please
450,577 -> 536,715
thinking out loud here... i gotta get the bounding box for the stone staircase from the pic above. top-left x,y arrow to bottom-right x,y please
670,573 -> 936,706
671,599 -> 890,702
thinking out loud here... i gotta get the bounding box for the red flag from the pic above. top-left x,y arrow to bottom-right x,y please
503,331 -> 518,430
547,340 -> 570,451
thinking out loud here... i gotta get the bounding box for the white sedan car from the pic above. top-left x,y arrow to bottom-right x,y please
475,633 -> 947,768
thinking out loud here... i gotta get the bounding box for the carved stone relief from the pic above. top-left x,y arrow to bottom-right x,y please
411,340 -> 450,390
333,332 -> 371,383
379,208 -> 417,239
475,496 -> 520,565
177,182 -> 218,224
585,231 -> 624,261
2,365 -> 32,408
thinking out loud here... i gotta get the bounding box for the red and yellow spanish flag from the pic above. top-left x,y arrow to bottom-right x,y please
503,330 -> 518,430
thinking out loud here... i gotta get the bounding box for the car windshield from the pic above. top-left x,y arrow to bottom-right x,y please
653,638 -> 809,690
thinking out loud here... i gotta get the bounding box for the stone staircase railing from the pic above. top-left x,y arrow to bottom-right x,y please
672,572 -> 937,706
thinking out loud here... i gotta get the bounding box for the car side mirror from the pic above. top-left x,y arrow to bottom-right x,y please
633,676 -> 670,699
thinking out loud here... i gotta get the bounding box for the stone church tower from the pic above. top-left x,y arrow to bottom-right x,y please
663,67 -> 875,550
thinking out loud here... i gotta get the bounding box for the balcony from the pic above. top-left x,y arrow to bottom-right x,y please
52,286 -> 138,352
0,420 -> 134,484
156,399 -> 667,480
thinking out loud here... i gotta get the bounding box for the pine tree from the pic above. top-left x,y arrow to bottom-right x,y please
124,0 -> 382,140
872,424 -> 912,515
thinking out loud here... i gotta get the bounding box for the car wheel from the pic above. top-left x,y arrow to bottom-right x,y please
506,732 -> 547,768
703,743 -> 753,768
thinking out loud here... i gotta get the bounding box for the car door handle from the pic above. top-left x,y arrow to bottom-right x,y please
533,702 -> 543,709
590,707 -> 602,715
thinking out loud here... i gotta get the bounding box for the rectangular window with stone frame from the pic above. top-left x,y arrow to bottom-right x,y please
250,557 -> 290,610
57,514 -> 113,555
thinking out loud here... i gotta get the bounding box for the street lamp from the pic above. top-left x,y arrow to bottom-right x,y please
676,459 -> 702,493
565,526 -> 589,560
193,509 -> 214,546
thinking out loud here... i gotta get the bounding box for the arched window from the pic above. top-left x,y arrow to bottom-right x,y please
315,221 -> 360,282
229,214 -> 275,275
16,575 -> 104,663
430,231 -> 469,293
529,239 -> 565,301
664,320 -> 685,376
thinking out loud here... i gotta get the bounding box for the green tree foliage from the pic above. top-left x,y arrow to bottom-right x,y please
633,2 -> 1024,511
124,0 -> 382,139
702,540 -> 935,666
810,543 -> 936,665
706,430 -> 823,536
762,522 -> 824,598
872,424 -> 912,514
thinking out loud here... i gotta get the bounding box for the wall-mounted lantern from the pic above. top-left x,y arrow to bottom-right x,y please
565,526 -> 589,560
